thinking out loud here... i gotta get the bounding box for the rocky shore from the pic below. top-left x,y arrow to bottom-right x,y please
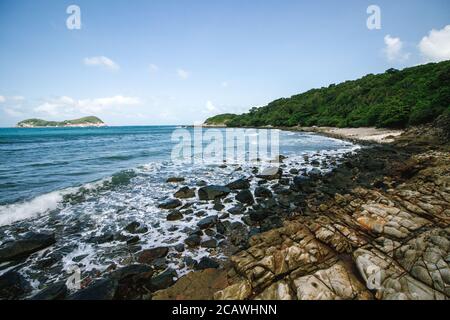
1,118 -> 448,300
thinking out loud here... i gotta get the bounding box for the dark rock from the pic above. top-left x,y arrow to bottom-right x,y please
201,239 -> 218,248
126,236 -> 140,245
111,264 -> 153,300
226,178 -> 250,190
110,264 -> 153,280
219,213 -> 230,219
184,234 -> 201,247
166,177 -> 185,183
0,232 -> 56,263
124,221 -> 148,234
150,268 -> 177,291
0,271 -> 32,300
289,168 -> 299,175
198,185 -> 231,201
256,167 -> 282,180
197,215 -> 219,229
195,257 -> 220,270
249,210 -> 269,222
167,211 -> 183,221
228,204 -> 245,215
30,282 -> 67,300
137,247 -> 169,264
174,244 -> 185,252
308,168 -> 321,177
68,279 -> 118,300
213,199 -> 225,211
254,187 -> 273,199
89,232 -> 114,244
235,189 -> 254,205
196,180 -> 207,187
158,199 -> 182,209
174,186 -> 196,199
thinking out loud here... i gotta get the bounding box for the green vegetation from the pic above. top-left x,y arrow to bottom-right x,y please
206,60 -> 450,129
17,116 -> 105,127
204,113 -> 238,126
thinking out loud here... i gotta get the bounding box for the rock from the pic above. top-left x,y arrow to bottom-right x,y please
226,179 -> 250,190
214,280 -> 252,300
235,190 -> 255,205
254,187 -> 273,199
249,210 -> 269,222
153,269 -> 229,300
166,177 -> 185,183
30,282 -> 68,300
174,244 -> 185,252
137,247 -> 169,265
308,168 -> 321,177
167,211 -> 183,221
198,186 -> 231,201
0,232 -> 56,263
126,236 -> 140,245
195,257 -> 220,270
150,268 -> 177,291
289,168 -> 299,175
228,204 -> 245,215
111,264 -> 153,299
213,199 -> 225,211
256,167 -> 282,180
158,199 -> 182,209
197,215 -> 219,229
124,221 -> 148,234
174,187 -> 196,199
89,232 -> 114,244
254,281 -> 292,300
68,279 -> 118,300
201,239 -> 218,248
0,271 -> 32,300
184,234 -> 201,247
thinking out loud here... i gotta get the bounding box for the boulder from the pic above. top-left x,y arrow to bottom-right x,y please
226,179 -> 250,190
137,247 -> 169,265
184,234 -> 202,247
228,204 -> 245,215
254,187 -> 273,198
0,232 -> 56,263
0,271 -> 31,300
158,199 -> 182,209
174,187 -> 196,199
195,257 -> 220,270
68,279 -> 118,300
166,211 -> 183,221
198,186 -> 231,201
150,268 -> 177,291
166,177 -> 185,183
235,190 -> 255,205
197,215 -> 219,229
30,282 -> 68,300
201,239 -> 218,248
256,167 -> 282,180
124,221 -> 148,234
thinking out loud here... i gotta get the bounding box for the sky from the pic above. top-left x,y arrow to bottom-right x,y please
0,0 -> 449,127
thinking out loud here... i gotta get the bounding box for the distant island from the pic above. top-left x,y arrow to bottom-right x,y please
205,60 -> 450,129
16,116 -> 106,128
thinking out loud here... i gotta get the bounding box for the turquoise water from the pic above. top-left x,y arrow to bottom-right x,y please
0,126 -> 359,294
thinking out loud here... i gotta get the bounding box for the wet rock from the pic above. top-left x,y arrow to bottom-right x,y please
137,247 -> 169,265
197,215 -> 219,229
201,239 -> 218,248
198,185 -> 231,201
254,187 -> 273,199
196,257 -> 220,270
150,268 -> 177,291
126,236 -> 140,245
308,168 -> 321,177
166,177 -> 185,183
256,167 -> 282,180
174,187 -> 196,199
236,189 -> 255,205
167,210 -> 183,221
158,199 -> 182,209
174,244 -> 185,252
0,271 -> 32,300
289,168 -> 299,175
228,204 -> 245,215
68,278 -> 118,300
124,221 -> 148,234
184,234 -> 202,247
226,179 -> 250,190
0,232 -> 56,263
213,199 -> 225,211
111,264 -> 153,300
89,232 -> 115,244
30,282 -> 68,300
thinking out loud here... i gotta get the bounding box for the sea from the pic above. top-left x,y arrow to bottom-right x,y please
0,126 -> 359,294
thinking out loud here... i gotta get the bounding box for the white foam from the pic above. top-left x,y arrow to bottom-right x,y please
0,190 -> 67,226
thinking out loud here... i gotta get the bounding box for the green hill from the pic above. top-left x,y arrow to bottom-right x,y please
204,113 -> 238,126
17,116 -> 105,128
205,60 -> 450,129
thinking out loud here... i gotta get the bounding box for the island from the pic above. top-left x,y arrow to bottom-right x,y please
16,116 -> 106,128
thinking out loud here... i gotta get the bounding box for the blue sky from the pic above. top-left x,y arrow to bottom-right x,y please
0,0 -> 449,126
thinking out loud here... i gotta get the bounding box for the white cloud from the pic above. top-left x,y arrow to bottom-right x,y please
206,100 -> 216,112
384,35 -> 410,62
10,96 -> 25,101
0,96 -> 5,103
177,69 -> 190,80
34,95 -> 141,117
83,56 -> 120,71
3,107 -> 24,117
419,25 -> 450,63
149,64 -> 159,73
